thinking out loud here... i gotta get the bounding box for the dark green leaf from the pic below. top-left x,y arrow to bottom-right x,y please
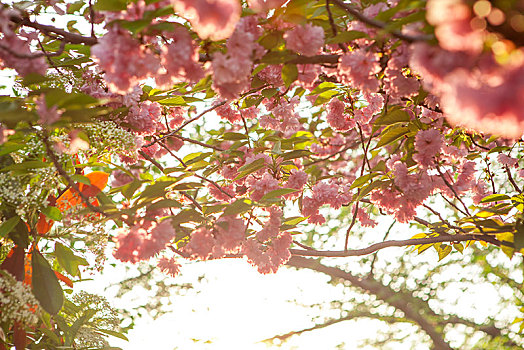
0,216 -> 21,239
32,249 -> 64,315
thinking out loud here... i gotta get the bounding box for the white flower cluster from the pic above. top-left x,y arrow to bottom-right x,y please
0,172 -> 22,206
0,271 -> 40,325
83,121 -> 138,158
67,291 -> 119,347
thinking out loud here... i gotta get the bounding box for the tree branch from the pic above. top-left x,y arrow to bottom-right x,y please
327,0 -> 433,43
9,15 -> 98,45
290,234 -> 510,258
287,256 -> 453,349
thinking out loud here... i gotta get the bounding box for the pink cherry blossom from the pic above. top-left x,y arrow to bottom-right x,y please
338,49 -> 381,93
91,26 -> 160,93
284,23 -> 325,57
413,129 -> 443,167
158,256 -> 181,277
172,0 -> 241,41
326,98 -> 354,131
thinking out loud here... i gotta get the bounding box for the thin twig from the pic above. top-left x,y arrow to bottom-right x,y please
505,165 -> 522,193
367,220 -> 395,277
326,0 -> 348,53
143,102 -> 226,149
328,0 -> 433,43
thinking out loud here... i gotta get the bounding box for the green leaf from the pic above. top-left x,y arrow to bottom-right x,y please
222,132 -> 247,141
480,193 -> 510,203
374,126 -> 411,148
94,0 -> 128,11
259,32 -> 282,50
157,96 -> 186,106
261,88 -> 279,99
260,188 -> 298,201
171,209 -> 204,225
235,158 -> 266,180
373,108 -> 410,127
139,181 -> 177,201
1,160 -> 50,171
328,30 -> 367,44
95,328 -> 129,341
223,199 -> 253,216
41,206 -> 63,221
54,243 -> 89,277
282,64 -> 298,87
0,216 -> 21,239
350,173 -> 381,189
512,194 -> 524,213
70,174 -> 92,185
32,249 -> 64,315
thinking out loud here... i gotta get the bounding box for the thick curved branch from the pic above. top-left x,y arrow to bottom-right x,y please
9,15 -> 98,45
287,256 -> 452,349
290,234 -> 510,258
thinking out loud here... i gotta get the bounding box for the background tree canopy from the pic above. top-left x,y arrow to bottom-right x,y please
0,0 -> 523,348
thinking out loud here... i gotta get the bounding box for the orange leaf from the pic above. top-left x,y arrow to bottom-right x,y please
78,171 -> 109,197
54,271 -> 73,288
56,172 -> 108,210
36,213 -> 54,235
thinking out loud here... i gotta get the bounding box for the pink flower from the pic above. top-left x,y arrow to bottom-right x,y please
183,227 -> 215,260
212,52 -> 251,99
216,103 -> 242,123
172,0 -> 241,41
250,173 -> 279,201
158,256 -> 181,277
258,65 -> 284,87
126,101 -> 162,135
286,169 -> 308,190
156,26 -> 204,88
113,219 -> 176,262
284,23 -> 325,57
383,67 -> 420,100
339,49 -> 381,93
207,182 -> 235,202
498,154 -> 518,167
215,216 -> 245,251
413,129 -> 443,167
326,98 -> 353,131
0,27 -> 48,76
256,207 -> 282,242
426,0 -> 484,54
91,27 -> 160,93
